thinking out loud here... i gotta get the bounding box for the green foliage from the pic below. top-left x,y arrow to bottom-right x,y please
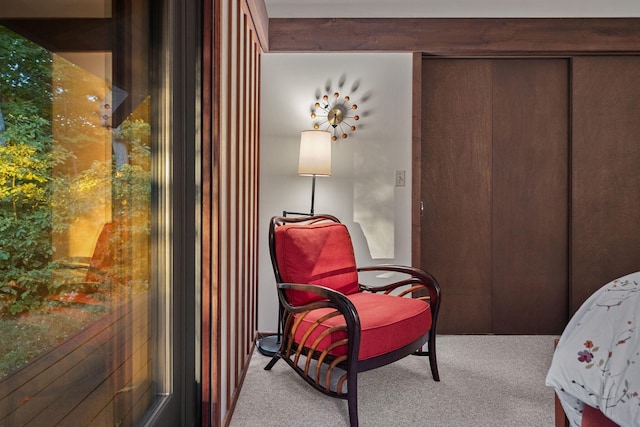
0,26 -> 151,316
0,27 -> 53,119
0,27 -> 56,314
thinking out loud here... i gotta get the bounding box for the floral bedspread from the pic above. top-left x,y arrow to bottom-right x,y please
546,271 -> 640,427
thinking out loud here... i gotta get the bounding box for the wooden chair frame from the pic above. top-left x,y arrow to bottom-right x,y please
264,214 -> 441,427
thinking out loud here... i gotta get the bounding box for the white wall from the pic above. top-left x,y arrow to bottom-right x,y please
258,53 -> 413,332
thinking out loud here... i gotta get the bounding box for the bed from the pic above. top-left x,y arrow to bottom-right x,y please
546,271 -> 640,427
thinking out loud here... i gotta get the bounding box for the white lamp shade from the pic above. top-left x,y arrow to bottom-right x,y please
298,130 -> 331,176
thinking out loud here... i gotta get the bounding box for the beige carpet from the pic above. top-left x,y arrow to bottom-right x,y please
230,335 -> 558,427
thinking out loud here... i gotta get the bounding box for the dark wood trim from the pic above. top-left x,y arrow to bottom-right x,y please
0,18 -> 113,51
253,35 -> 258,356
252,45 -> 257,337
240,15 -> 248,378
233,4 -> 242,392
411,52 -> 422,269
242,0 -> 268,52
224,0 -> 233,410
268,18 -> 640,53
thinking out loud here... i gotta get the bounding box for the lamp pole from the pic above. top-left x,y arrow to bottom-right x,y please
310,174 -> 316,215
258,130 -> 330,356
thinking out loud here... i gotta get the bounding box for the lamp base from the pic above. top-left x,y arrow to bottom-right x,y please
256,335 -> 281,357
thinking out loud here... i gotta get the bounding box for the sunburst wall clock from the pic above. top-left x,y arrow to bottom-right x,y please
310,91 -> 360,140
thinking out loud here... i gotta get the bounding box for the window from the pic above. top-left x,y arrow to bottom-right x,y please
0,1 -> 197,425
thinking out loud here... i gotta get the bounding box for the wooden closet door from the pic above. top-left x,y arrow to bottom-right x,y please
491,59 -> 569,333
421,59 -> 493,333
571,56 -> 640,313
421,58 -> 569,334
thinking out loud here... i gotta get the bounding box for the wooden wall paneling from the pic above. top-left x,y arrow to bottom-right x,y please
491,59 -> 569,334
203,0 -> 259,424
241,0 -> 268,51
235,17 -> 242,409
232,0 -> 240,394
252,43 -> 258,347
213,0 -> 223,422
411,52 -> 422,268
247,26 -> 253,359
248,39 -> 256,349
268,18 -> 640,54
571,56 -> 640,313
242,12 -> 249,368
222,0 -> 232,417
246,36 -> 253,351
251,47 -> 261,339
421,59 -> 493,333
232,0 -> 240,405
240,15 -> 247,368
239,0 -> 245,385
250,30 -> 257,357
244,21 -> 254,360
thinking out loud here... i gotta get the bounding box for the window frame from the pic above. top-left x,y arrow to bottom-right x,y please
0,0 -> 200,424
140,0 -> 200,424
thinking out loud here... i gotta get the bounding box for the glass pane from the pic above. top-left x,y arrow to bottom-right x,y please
0,18 -> 155,426
0,0 -> 111,18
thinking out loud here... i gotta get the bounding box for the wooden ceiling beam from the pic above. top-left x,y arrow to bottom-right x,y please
268,18 -> 640,54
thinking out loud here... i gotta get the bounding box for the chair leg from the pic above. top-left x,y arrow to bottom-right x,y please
428,333 -> 440,381
347,375 -> 358,427
264,353 -> 281,370
413,334 -> 440,381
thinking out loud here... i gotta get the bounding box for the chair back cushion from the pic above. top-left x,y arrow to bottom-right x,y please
274,221 -> 359,306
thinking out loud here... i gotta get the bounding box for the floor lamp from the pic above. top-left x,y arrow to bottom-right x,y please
257,130 -> 332,357
282,129 -> 332,217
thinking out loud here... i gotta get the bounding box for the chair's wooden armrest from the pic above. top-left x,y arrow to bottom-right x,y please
276,282 -> 361,364
357,265 -> 441,312
276,282 -> 359,326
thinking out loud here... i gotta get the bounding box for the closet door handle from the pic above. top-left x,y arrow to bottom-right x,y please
420,200 -> 424,218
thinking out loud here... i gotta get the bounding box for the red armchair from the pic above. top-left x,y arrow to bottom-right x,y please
264,214 -> 441,427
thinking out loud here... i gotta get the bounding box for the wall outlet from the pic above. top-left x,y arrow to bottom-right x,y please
395,170 -> 406,187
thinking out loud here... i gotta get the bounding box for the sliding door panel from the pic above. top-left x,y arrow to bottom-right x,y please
421,58 -> 569,333
571,56 -> 640,313
421,59 -> 493,333
492,59 -> 569,334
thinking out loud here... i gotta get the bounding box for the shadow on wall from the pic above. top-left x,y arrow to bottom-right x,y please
309,73 -> 373,140
309,73 -> 394,259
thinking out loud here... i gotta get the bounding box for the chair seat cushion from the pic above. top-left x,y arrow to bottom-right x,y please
294,292 -> 432,361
